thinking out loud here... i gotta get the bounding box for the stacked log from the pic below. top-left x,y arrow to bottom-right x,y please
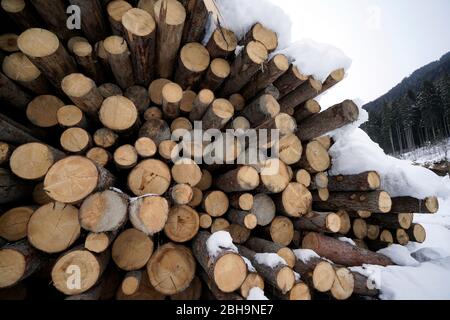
0,2 -> 439,302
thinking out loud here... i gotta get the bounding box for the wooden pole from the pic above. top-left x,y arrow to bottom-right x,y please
200,58 -> 230,92
106,0 -> 133,36
279,78 -> 322,114
103,36 -> 135,89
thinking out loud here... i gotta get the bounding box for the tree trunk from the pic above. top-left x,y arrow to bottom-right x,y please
72,41 -> 108,85
106,0 -> 132,35
164,205 -> 200,243
215,166 -> 260,192
241,94 -> 280,127
201,99 -> 234,130
200,58 -> 230,92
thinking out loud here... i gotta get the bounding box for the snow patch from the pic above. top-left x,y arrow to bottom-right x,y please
243,257 -> 256,273
294,272 -> 301,281
206,231 -> 238,259
255,253 -> 287,268
377,245 -> 420,267
338,237 -> 356,246
293,249 -> 320,263
247,287 -> 269,301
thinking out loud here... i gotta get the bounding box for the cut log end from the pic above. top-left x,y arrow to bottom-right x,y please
331,267 -> 354,300
18,28 -> 59,58
312,261 -> 335,292
213,253 -> 247,293
276,267 -> 295,294
112,228 -> 154,271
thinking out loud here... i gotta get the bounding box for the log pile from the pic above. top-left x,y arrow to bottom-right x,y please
0,0 -> 438,301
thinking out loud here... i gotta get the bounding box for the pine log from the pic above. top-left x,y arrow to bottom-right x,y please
210,218 -> 230,234
99,96 -> 139,133
188,187 -> 203,208
407,224 -> 426,243
147,242 -> 196,295
51,247 -> 110,295
198,213 -> 212,229
215,166 -> 259,193
29,0 -> 76,40
138,0 -> 156,18
0,169 -> 33,204
122,8 -> 156,87
226,209 -> 257,230
26,95 -> 65,128
134,137 -> 157,158
276,180 -> 313,217
149,78 -> 171,105
170,158 -> 201,186
61,74 -> 104,117
218,41 -> 268,97
114,145 -> 138,170
241,54 -> 289,100
241,94 -> 280,127
296,141 -> 330,173
390,196 -> 439,214
128,195 -> 169,236
240,23 -> 278,52
251,193 -> 275,227
99,83 -> 123,98
94,40 -> 114,78
44,156 -> 115,204
351,270 -> 379,297
189,89 -> 214,121
125,86 -> 150,115
202,190 -> 229,217
0,71 -> 32,111
181,0 -> 208,44
352,218 -> 368,240
200,58 -> 230,92
320,69 -> 345,93
94,128 -> 119,149
0,206 -> 35,241
170,183 -> 193,205
10,142 -> 65,180
229,93 -> 246,112
85,231 -> 119,254
240,272 -> 265,299
86,147 -> 111,168
106,0 -> 132,35
27,202 -> 80,253
175,42 -> 210,89
128,159 -> 171,196
0,113 -> 46,144
57,105 -> 87,129
18,28 -> 77,88
199,271 -> 243,300
367,213 -> 413,230
297,100 -> 360,141
246,237 -> 297,268
139,118 -> 171,146
336,210 -> 352,235
72,41 -> 107,84
112,228 -> 153,271
314,191 -> 392,214
206,27 -> 238,59
2,52 -> 51,95
162,82 -> 183,119
31,182 -> 52,205
79,189 -> 128,233
293,250 -> 336,293
276,134 -> 303,165
154,0 -> 186,78
252,159 -> 290,194
164,205 -> 200,243
227,223 -> 251,244
116,269 -> 165,300
263,216 -> 294,246
158,140 -> 177,161
274,65 -> 308,99
144,107 -> 163,120
294,211 -> 341,234
238,245 -> 295,294
302,232 -> 393,267
279,77 -> 322,114
296,169 -> 311,187
229,193 -> 253,211
331,267 -> 354,300
380,229 -> 394,244
103,36 -> 135,89
294,99 -> 321,121
1,0 -> 42,30
193,231 -> 247,293
201,98 -> 234,130
180,90 -> 196,114
69,0 -> 109,43
328,171 -> 381,192
0,239 -> 44,289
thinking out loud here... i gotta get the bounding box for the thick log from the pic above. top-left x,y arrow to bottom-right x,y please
129,195 -> 169,235
180,90 -> 197,114
238,245 -> 295,294
320,69 -> 345,93
390,196 -> 439,214
328,171 -> 381,192
352,218 -> 368,240
51,247 -> 110,295
241,94 -> 280,127
302,232 -> 393,267
69,0 -> 109,43
0,239 -> 44,289
279,78 -> 322,114
1,0 -> 42,30
215,166 -> 260,193
0,113 -> 45,144
250,193 -> 275,227
274,182 -> 312,218
147,242 -> 196,295
296,141 -> 330,173
125,86 -> 150,115
274,65 -> 308,99
164,205 -> 200,243
246,237 -> 296,268
331,267 -> 354,300
336,210 -> 352,235
0,71 -> 32,111
201,190 -> 229,218
201,98 -> 234,130
171,158 -> 202,187
253,159 -> 290,194
199,271 -> 243,300
171,183 -> 193,205
99,96 -> 139,133
10,142 -> 65,180
106,0 -> 132,35
26,95 -> 65,128
122,8 -> 156,87
240,272 -> 265,299
297,100 -> 360,141
314,191 -> 392,214
44,156 -> 115,204
351,271 -> 379,297
218,41 -> 268,97
134,137 -> 157,158
210,218 -> 230,234
79,189 -> 128,233
367,213 -> 413,230
72,41 -> 107,84
241,54 -> 289,100
294,211 -> 341,234
174,42 -> 210,90
263,216 -> 294,246
275,133 -> 302,166
240,23 -> 278,52
27,202 -> 80,253
189,89 -> 214,121
296,169 -> 311,187
18,28 -> 77,88
2,52 -> 51,95
103,36 -> 135,89
206,27 -> 238,59
193,231 -> 247,293
112,228 -> 154,271
62,73 -> 104,116
0,206 -> 35,241
154,0 -> 186,78
200,58 -> 230,92
144,107 -> 163,120
128,159 -> 171,196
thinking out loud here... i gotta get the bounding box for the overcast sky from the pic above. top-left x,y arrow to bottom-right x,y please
273,0 -> 450,108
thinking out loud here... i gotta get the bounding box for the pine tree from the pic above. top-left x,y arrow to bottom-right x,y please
438,73 -> 450,135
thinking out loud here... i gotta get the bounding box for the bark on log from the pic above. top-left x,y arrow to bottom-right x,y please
206,27 -> 238,60
296,141 -> 330,173
407,224 -> 426,243
366,213 -> 413,230
189,89 -> 214,121
17,28 -> 77,88
1,0 -> 42,30
72,41 -> 107,85
106,0 -> 132,36
215,166 -> 260,193
263,216 -> 294,246
246,237 -> 297,268
229,93 -> 246,112
0,169 -> 33,204
328,171 -> 381,192
390,196 -> 439,214
297,100 -> 360,141
302,232 -> 393,267
201,98 -> 234,130
139,118 -> 171,146
62,73 -> 104,116
226,209 -> 257,230
200,58 -> 230,92
294,211 -> 341,234
320,69 -> 345,93
103,36 -> 135,89
181,0 -> 208,44
313,191 -> 392,214
99,83 -> 123,98
279,78 -> 322,114
294,100 -> 321,121
174,42 -> 210,90
274,65 -> 308,99
69,0 -> 109,43
0,71 -> 32,111
241,94 -> 280,127
170,275 -> 202,300
0,113 -> 45,144
162,82 -> 183,119
30,0 -> 77,39
239,23 -> 278,53
125,86 -> 151,115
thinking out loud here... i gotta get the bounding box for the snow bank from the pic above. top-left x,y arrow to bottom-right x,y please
206,231 -> 238,259
377,245 -> 420,267
247,287 -> 269,301
338,237 -> 356,246
276,39 -> 352,82
203,0 -> 292,49
255,253 -> 287,268
293,249 -> 320,263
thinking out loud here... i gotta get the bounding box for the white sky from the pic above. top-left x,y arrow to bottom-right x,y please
273,0 -> 450,108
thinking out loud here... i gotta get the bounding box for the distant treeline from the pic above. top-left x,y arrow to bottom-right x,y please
362,73 -> 450,154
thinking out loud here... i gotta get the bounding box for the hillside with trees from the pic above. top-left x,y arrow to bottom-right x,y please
362,52 -> 450,155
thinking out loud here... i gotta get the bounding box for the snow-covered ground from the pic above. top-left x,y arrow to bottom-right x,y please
398,138 -> 450,165
206,0 -> 450,300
